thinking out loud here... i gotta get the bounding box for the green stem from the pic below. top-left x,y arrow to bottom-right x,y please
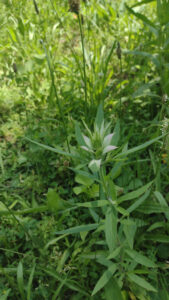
78,14 -> 88,119
41,40 -> 70,153
119,56 -> 123,118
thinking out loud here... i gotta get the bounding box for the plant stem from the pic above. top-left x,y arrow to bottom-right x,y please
41,40 -> 71,153
78,14 -> 88,119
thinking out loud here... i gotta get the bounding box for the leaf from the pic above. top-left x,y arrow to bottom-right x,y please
103,133 -> 114,148
27,263 -> 36,300
95,102 -> 104,129
127,274 -> 157,292
137,203 -> 169,214
47,189 -> 68,212
131,0 -> 155,8
125,249 -> 157,268
127,190 -> 150,213
87,184 -> 99,198
124,50 -> 160,68
75,122 -> 86,146
0,201 -> 7,211
45,234 -> 68,250
71,168 -> 100,183
117,206 -> 129,216
57,249 -> 70,273
43,268 -> 89,296
115,135 -> 166,159
111,120 -> 120,146
76,200 -> 109,208
107,179 -> 117,201
92,263 -> 117,296
125,4 -> 158,34
54,224 -> 98,235
145,234 -> 169,243
110,161 -> 123,180
0,289 -> 11,300
17,261 -> 25,300
83,135 -> 92,149
105,207 -> 117,252
88,159 -> 101,173
103,145 -> 117,155
80,145 -> 93,153
107,246 -> 122,260
25,137 -> 78,159
157,0 -> 169,25
123,219 -> 137,249
0,206 -> 47,216
104,278 -> 123,300
147,222 -> 166,232
118,181 -> 153,204
75,173 -> 94,186
73,185 -> 86,195
154,191 -> 169,220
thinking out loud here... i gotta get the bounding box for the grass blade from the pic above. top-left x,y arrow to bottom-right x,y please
104,278 -> 123,300
76,200 -> 109,208
54,224 -> 98,235
17,261 -> 25,300
42,268 -> 89,296
27,262 -> 36,300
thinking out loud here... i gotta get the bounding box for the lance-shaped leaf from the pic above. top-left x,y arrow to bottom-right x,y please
103,133 -> 114,148
103,145 -> 117,155
54,224 -> 98,235
105,207 -> 117,252
95,102 -> 104,130
80,146 -> 93,153
128,274 -> 157,292
92,263 -> 117,296
125,249 -> 157,268
83,135 -> 92,149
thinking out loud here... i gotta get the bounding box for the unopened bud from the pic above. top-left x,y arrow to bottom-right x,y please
33,0 -> 39,15
116,42 -> 121,60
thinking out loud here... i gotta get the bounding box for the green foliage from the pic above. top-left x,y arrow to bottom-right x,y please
0,0 -> 169,299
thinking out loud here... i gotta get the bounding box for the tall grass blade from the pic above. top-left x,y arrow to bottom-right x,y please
17,261 -> 25,300
27,262 -> 36,300
78,14 -> 88,117
54,223 -> 98,235
40,40 -> 70,152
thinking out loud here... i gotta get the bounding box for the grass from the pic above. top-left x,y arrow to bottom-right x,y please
0,0 -> 169,299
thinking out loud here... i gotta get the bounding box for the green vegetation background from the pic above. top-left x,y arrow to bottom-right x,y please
0,0 -> 169,299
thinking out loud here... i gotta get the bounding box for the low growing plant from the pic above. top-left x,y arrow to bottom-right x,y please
25,104 -> 169,299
